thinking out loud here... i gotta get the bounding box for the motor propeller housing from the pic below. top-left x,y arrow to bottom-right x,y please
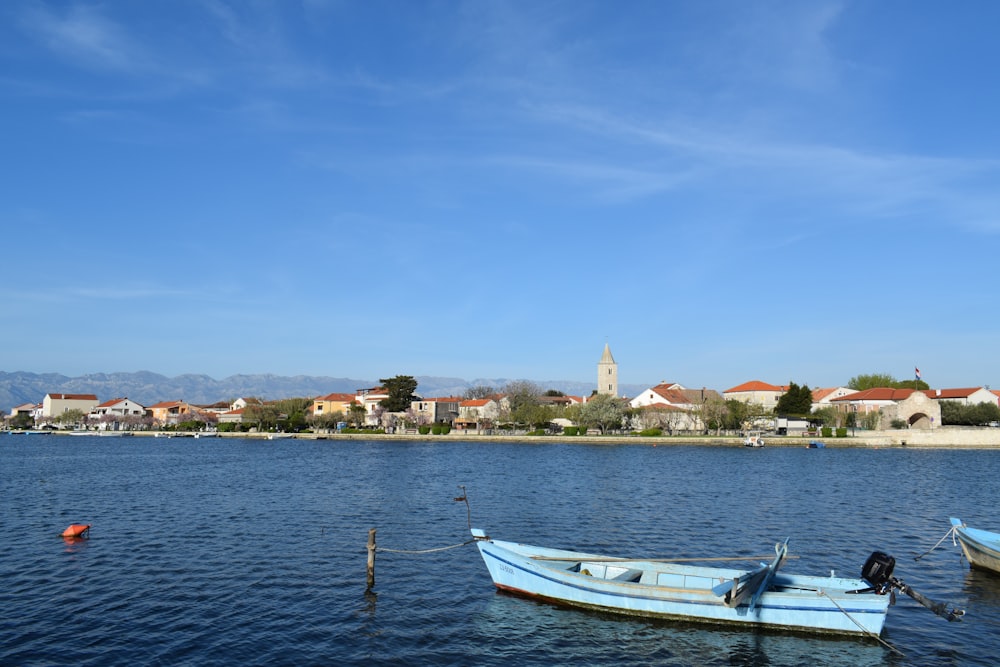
861,551 -> 897,593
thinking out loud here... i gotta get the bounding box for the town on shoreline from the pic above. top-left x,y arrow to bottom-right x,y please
6,348 -> 1000,447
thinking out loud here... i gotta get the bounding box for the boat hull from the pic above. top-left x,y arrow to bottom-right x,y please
951,518 -> 1000,574
474,535 -> 888,636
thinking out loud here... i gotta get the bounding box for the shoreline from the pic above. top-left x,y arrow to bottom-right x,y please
16,428 -> 1000,448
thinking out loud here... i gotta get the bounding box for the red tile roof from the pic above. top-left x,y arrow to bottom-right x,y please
46,393 -> 98,400
923,387 -> 983,399
811,388 -> 838,401
316,393 -> 356,402
832,388 -> 915,402
646,384 -> 693,404
724,381 -> 788,393
833,387 -> 994,402
148,400 -> 185,409
95,397 -> 127,408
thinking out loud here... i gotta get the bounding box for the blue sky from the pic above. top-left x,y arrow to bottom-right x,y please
2,1 -> 999,392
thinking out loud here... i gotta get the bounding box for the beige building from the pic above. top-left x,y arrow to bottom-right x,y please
722,381 -> 788,411
148,400 -> 202,426
310,392 -> 357,418
42,393 -> 99,419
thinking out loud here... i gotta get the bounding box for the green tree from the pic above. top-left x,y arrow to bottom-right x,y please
848,373 -> 897,390
896,379 -> 930,390
501,380 -> 542,424
811,406 -> 840,427
941,401 -> 1000,426
847,373 -> 928,391
518,403 -> 555,429
379,375 -> 419,412
720,399 -> 748,432
576,394 -> 628,434
57,408 -> 86,428
694,394 -> 729,435
348,402 -> 367,427
243,402 -> 281,431
11,412 -> 34,429
775,382 -> 813,416
308,410 -> 344,432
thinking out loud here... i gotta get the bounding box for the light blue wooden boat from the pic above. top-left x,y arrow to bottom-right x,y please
471,529 -> 890,636
951,517 -> 1000,574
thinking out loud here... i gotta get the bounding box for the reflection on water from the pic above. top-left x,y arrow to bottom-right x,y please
475,592 -> 893,667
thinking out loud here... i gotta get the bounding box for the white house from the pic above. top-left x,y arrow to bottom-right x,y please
89,397 -> 146,419
456,398 -> 504,429
629,382 -> 693,410
926,387 -> 998,406
811,387 -> 857,410
356,386 -> 390,425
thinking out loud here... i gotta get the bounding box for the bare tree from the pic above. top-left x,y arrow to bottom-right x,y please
464,385 -> 498,399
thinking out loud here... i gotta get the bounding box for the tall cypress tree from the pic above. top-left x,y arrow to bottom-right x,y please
379,375 -> 419,412
776,381 -> 813,416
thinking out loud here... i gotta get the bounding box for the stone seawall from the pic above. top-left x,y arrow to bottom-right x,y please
41,426 -> 1000,448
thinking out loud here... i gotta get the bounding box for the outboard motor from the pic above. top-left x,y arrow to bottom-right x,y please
861,551 -> 896,594
856,550 -> 964,622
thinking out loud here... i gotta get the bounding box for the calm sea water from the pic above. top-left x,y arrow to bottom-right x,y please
3,435 -> 999,666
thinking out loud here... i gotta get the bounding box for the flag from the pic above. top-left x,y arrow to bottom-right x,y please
915,367 -> 922,381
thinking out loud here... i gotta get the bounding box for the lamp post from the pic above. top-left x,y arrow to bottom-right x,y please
852,404 -> 857,436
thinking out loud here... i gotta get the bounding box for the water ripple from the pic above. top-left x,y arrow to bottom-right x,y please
2,436 -> 998,665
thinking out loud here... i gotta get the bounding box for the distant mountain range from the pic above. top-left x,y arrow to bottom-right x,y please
0,371 -> 649,409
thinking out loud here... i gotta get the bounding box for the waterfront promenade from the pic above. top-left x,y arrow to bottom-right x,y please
25,427 -> 1000,448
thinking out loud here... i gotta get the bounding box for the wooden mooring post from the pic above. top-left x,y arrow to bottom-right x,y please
366,528 -> 377,591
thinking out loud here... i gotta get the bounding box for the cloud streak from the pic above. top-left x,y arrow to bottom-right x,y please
20,3 -> 145,72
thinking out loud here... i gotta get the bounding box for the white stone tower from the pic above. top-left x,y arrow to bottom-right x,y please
597,343 -> 618,396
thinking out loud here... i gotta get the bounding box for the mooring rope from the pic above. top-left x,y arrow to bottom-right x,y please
375,538 -> 477,555
914,526 -> 957,561
818,590 -> 904,657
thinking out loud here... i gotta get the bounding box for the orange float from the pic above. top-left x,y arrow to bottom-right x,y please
61,524 -> 91,538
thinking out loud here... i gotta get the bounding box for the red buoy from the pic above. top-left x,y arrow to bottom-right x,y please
61,524 -> 91,538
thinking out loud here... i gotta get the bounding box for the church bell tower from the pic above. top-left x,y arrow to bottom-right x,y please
597,343 -> 618,396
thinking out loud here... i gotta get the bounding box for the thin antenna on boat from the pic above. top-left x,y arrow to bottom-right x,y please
454,485 -> 471,529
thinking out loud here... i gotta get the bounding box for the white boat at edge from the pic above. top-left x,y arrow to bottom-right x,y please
471,528 -> 890,636
951,517 -> 1000,574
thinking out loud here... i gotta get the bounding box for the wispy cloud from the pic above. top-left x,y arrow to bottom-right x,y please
522,101 -> 1000,229
0,285 -> 197,304
19,3 -> 145,72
